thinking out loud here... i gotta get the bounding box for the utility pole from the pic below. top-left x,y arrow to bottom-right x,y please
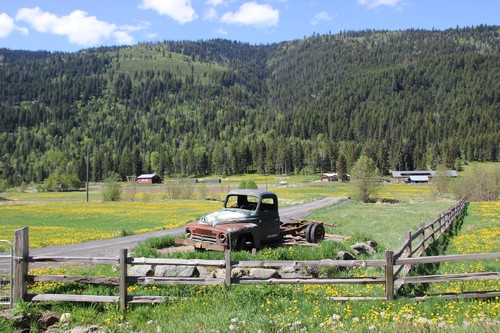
86,146 -> 90,203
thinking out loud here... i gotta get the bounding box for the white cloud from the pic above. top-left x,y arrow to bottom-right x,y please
0,13 -> 15,38
207,0 -> 225,6
15,7 -> 138,46
215,27 -> 229,35
140,0 -> 198,24
310,11 -> 333,26
113,31 -> 134,45
204,7 -> 218,21
357,0 -> 404,9
220,2 -> 279,28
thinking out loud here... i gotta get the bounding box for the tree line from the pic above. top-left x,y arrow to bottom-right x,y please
0,26 -> 498,187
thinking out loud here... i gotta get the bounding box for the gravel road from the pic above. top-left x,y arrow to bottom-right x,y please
24,196 -> 345,259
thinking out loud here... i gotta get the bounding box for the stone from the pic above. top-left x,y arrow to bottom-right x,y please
70,325 -> 100,333
350,242 -> 376,255
231,268 -> 250,278
128,265 -> 154,277
337,251 -> 357,260
154,265 -> 199,277
60,312 -> 71,323
39,312 -> 59,327
367,240 -> 378,249
249,268 -> 280,279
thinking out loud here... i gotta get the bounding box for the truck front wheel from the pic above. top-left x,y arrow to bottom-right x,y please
235,234 -> 253,251
306,223 -> 325,243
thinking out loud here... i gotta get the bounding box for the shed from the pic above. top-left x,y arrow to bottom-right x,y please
320,173 -> 338,181
137,174 -> 161,184
407,175 -> 429,183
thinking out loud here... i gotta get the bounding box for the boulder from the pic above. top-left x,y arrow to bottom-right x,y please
69,325 -> 100,333
231,268 -> 250,278
249,268 -> 280,279
350,242 -> 376,255
337,251 -> 357,260
60,313 -> 71,323
367,240 -> 378,250
128,265 -> 154,277
39,312 -> 59,328
154,265 -> 199,277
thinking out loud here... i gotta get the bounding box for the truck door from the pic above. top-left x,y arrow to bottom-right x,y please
259,195 -> 281,241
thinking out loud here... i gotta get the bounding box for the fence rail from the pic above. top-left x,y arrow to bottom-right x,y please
11,198 -> 500,310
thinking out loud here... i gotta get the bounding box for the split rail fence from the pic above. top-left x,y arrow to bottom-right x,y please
11,198 -> 500,310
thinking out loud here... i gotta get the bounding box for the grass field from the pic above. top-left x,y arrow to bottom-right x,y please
1,177 -> 498,332
19,197 -> 499,333
1,180 -> 445,249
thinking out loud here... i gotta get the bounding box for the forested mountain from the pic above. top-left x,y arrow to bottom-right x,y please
0,26 -> 498,186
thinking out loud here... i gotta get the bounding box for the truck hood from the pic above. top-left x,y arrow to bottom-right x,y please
199,209 -> 256,227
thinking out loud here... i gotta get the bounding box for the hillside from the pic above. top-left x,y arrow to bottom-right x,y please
0,26 -> 498,185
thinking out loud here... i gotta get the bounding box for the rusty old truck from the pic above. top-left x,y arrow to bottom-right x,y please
176,189 -> 331,251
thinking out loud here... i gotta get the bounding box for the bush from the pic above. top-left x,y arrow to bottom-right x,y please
452,164 -> 500,201
0,179 -> 8,192
350,156 -> 380,203
40,173 -> 80,192
102,174 -> 122,202
238,179 -> 258,189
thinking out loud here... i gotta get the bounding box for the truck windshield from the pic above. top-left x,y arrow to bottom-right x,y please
225,195 -> 258,210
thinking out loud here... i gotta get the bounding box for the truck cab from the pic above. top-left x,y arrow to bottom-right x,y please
181,189 -> 281,250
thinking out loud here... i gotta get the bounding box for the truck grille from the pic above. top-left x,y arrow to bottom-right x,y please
193,229 -> 216,237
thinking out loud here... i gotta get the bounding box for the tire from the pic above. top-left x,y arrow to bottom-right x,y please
236,234 -> 252,251
305,223 -> 314,243
306,223 -> 325,243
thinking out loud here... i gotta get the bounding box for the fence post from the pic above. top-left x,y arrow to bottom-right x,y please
385,250 -> 394,301
119,249 -> 128,312
405,231 -> 412,258
430,219 -> 436,242
224,248 -> 232,287
419,223 -> 426,254
13,227 -> 29,304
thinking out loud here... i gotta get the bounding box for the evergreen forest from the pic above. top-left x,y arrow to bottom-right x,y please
0,26 -> 498,187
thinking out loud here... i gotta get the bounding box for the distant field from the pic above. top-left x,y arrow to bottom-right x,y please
0,200 -> 220,248
0,179 -> 456,250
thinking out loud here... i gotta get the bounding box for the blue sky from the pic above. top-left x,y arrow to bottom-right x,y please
0,0 -> 498,52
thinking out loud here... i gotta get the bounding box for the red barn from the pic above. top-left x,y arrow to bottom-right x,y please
137,174 -> 161,184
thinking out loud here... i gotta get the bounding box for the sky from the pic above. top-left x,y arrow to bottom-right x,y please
0,0 -> 498,52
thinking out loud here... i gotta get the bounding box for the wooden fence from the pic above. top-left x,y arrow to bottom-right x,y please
12,198 -> 500,310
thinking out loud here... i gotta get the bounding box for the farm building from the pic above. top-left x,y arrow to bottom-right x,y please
137,174 -> 162,184
392,170 -> 458,183
320,173 -> 338,181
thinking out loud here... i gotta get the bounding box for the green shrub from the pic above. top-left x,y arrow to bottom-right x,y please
102,174 -> 122,202
238,179 -> 258,189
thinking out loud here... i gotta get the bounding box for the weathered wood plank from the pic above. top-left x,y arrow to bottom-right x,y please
13,227 -> 29,303
27,293 -> 119,303
128,276 -> 225,285
325,296 -> 386,301
396,253 -> 500,265
27,275 -> 120,285
413,291 -> 500,301
129,257 -> 225,267
233,259 -> 386,268
234,277 -> 385,285
396,272 -> 499,285
385,250 -> 394,301
119,249 -> 127,311
28,256 -> 118,265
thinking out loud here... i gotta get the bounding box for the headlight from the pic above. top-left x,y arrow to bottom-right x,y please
218,233 -> 227,243
185,229 -> 192,239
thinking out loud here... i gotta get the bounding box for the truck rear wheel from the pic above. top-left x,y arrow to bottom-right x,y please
306,223 -> 325,243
